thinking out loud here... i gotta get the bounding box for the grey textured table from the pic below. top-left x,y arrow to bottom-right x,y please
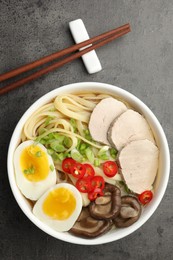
0,1 -> 173,259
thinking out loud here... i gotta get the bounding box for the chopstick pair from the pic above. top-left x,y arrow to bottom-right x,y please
0,23 -> 130,96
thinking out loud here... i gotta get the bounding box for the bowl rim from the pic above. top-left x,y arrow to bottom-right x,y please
7,82 -> 170,245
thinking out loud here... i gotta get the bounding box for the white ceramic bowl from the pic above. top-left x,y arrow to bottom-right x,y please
7,82 -> 170,245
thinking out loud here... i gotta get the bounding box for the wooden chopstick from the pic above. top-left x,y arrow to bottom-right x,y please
0,24 -> 130,96
0,23 -> 130,82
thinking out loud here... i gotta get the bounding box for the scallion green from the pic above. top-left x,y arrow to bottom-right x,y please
50,141 -> 66,152
110,148 -> 118,159
71,149 -> 84,162
23,165 -> 35,175
70,118 -> 77,132
63,137 -> 72,148
85,147 -> 95,163
98,146 -> 110,160
45,116 -> 55,126
35,151 -> 42,157
94,158 -> 100,167
50,164 -> 54,171
83,129 -> 92,141
47,149 -> 54,155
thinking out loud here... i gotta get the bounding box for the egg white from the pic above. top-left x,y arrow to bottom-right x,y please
14,140 -> 56,201
33,183 -> 82,232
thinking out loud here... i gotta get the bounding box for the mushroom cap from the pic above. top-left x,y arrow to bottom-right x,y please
70,207 -> 112,238
89,183 -> 121,220
113,195 -> 142,228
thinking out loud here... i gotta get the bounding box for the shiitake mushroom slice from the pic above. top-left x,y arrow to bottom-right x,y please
89,183 -> 121,220
70,207 -> 112,238
113,195 -> 142,227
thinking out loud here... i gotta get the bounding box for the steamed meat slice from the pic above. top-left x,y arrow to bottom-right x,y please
118,139 -> 159,194
89,97 -> 127,145
108,109 -> 155,150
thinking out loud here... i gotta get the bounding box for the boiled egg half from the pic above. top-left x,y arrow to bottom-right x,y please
14,140 -> 56,200
33,183 -> 82,232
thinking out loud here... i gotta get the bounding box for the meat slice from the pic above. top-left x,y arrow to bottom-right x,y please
118,139 -> 159,194
89,97 -> 127,145
108,109 -> 155,150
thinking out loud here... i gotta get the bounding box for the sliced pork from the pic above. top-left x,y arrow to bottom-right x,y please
107,109 -> 155,150
118,139 -> 159,194
89,97 -> 127,145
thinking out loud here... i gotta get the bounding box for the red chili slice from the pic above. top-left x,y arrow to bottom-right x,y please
70,162 -> 86,179
90,176 -> 105,191
138,190 -> 153,205
62,158 -> 76,173
88,187 -> 104,201
103,161 -> 118,177
83,164 -> 95,178
76,177 -> 92,193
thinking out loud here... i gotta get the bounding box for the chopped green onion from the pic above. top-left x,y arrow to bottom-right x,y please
38,128 -> 47,136
110,148 -> 118,159
50,164 -> 54,171
47,149 -> 54,155
80,143 -> 87,151
85,147 -> 94,163
44,134 -> 65,146
45,116 -> 55,126
99,153 -> 109,160
47,133 -> 55,140
34,137 -> 41,143
84,129 -> 89,135
71,149 -> 84,162
50,141 -> 66,152
94,158 -> 100,167
53,133 -> 64,142
63,137 -> 72,148
98,146 -> 110,160
40,139 -> 46,145
78,142 -> 89,157
70,118 -> 77,132
83,129 -> 92,141
43,135 -> 50,141
98,146 -> 109,154
45,139 -> 54,145
35,151 -> 42,157
52,152 -> 60,162
23,165 -> 35,175
58,153 -> 66,161
52,152 -> 66,162
76,139 -> 82,150
63,152 -> 71,158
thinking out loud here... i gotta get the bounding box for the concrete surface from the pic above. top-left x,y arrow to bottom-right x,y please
0,0 -> 173,259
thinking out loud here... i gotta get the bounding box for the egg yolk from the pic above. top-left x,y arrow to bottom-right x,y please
20,145 -> 50,182
42,188 -> 76,220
